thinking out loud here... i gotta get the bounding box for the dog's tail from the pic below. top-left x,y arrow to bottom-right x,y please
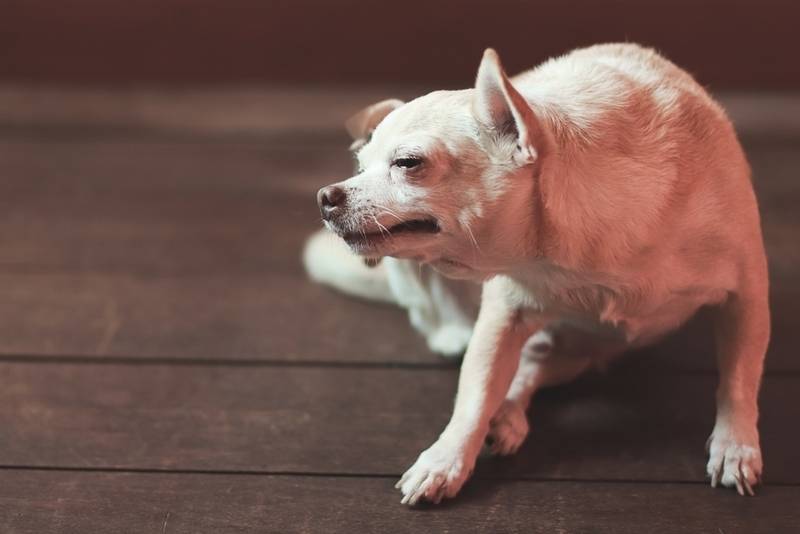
302,228 -> 395,304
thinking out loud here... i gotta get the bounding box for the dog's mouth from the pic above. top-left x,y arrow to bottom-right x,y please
341,217 -> 440,248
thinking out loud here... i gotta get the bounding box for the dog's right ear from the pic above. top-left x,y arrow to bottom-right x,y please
345,99 -> 404,150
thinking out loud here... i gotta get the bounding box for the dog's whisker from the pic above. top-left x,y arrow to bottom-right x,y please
462,220 -> 482,265
371,215 -> 392,239
375,205 -> 405,224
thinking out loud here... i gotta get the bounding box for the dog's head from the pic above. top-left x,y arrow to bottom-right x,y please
318,49 -> 551,280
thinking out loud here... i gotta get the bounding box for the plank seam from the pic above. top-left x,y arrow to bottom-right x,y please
1,353 -> 797,377
0,465 -> 797,487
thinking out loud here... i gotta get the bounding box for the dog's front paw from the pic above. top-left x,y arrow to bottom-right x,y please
486,400 -> 529,455
396,440 -> 476,505
706,423 -> 762,496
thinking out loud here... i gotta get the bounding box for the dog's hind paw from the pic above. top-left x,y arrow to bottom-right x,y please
706,425 -> 762,496
486,400 -> 529,455
427,324 -> 472,358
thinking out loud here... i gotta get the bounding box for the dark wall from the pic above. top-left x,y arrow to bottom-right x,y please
1,0 -> 799,90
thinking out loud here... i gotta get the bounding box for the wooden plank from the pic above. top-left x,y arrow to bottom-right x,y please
0,139 -> 351,195
0,86 -> 422,137
2,88 -> 800,140
0,140 -> 344,277
0,362 -> 797,484
0,269 -> 797,370
0,125 -> 797,279
0,136 -> 798,369
0,187 -> 320,277
0,470 -> 798,534
0,273 -> 431,363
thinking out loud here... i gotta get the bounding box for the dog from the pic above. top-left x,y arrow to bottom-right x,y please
303,43 -> 769,505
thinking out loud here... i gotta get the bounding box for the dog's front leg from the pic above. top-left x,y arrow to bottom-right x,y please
706,279 -> 769,495
396,276 -> 532,505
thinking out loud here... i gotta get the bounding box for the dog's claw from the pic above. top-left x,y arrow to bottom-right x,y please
396,469 -> 411,490
431,485 -> 445,504
733,469 -> 745,496
741,464 -> 756,496
400,472 -> 427,506
416,473 -> 436,505
710,465 -> 721,488
743,476 -> 755,496
425,474 -> 445,504
399,484 -> 415,505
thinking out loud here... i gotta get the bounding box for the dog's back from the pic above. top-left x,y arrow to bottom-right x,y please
503,44 -> 764,345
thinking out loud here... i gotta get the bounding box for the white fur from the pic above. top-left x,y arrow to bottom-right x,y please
303,228 -> 395,303
304,228 -> 478,356
306,43 -> 769,504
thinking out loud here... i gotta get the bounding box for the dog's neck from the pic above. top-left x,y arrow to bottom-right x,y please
496,105 -> 613,278
511,96 -> 669,283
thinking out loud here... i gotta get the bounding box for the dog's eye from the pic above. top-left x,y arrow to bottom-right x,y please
393,157 -> 423,169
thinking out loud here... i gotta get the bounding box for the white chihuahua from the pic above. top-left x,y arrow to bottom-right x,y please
303,43 -> 769,505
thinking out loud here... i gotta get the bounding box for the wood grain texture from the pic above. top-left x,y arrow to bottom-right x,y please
1,470 -> 798,534
2,89 -> 799,139
0,136 -> 797,369
0,273 -> 431,363
0,140 -> 342,276
0,91 -> 797,532
0,362 -> 797,484
0,271 -> 795,370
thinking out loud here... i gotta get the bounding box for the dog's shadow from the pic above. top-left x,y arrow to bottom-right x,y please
470,315 -> 720,496
408,309 -> 792,510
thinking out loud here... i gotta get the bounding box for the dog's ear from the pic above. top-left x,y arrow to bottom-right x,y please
473,48 -> 545,165
345,99 -> 404,150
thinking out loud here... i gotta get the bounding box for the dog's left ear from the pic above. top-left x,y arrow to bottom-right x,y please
345,99 -> 405,151
473,48 -> 546,166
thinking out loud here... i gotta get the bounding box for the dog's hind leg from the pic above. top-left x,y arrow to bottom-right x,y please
386,259 -> 478,358
303,229 -> 395,303
304,229 -> 478,357
486,329 -> 593,455
706,273 -> 769,495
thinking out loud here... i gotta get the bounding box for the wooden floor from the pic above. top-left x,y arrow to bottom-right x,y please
0,89 -> 799,533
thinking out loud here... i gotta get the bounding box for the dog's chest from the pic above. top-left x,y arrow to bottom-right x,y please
514,265 -> 723,346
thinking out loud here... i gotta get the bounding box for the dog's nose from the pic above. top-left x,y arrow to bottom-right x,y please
317,185 -> 346,219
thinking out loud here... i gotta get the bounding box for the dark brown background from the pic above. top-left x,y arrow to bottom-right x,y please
1,0 -> 799,89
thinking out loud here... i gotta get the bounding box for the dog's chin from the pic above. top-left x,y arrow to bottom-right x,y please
429,258 -> 478,280
343,232 -> 438,259
335,217 -> 441,257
